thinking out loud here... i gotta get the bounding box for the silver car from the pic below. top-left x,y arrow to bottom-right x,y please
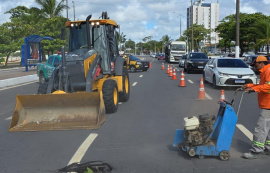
203,57 -> 257,88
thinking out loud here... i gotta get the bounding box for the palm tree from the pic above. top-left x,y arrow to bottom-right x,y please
35,0 -> 67,19
249,19 -> 270,55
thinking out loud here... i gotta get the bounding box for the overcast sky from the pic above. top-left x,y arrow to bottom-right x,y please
1,0 -> 270,42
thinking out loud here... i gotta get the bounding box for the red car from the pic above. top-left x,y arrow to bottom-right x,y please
158,53 -> 165,60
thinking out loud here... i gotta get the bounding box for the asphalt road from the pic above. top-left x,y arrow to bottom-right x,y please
0,56 -> 269,173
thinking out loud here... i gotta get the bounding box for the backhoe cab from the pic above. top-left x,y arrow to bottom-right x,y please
9,12 -> 130,132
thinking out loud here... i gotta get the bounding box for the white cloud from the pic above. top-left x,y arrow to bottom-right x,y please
263,0 -> 270,4
241,5 -> 256,14
0,0 -> 269,42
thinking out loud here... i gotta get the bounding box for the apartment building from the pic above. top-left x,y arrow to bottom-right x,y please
187,0 -> 219,45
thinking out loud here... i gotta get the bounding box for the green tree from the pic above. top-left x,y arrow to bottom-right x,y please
38,17 -> 66,57
183,24 -> 209,52
248,18 -> 270,55
116,31 -> 126,51
35,0 -> 67,19
216,13 -> 267,54
0,19 -> 25,66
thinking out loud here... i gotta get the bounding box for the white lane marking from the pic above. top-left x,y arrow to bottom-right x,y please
205,92 -> 213,100
5,116 -> 12,120
188,80 -> 193,84
236,124 -> 253,141
0,81 -> 37,91
139,75 -> 143,78
132,82 -> 137,86
68,133 -> 98,165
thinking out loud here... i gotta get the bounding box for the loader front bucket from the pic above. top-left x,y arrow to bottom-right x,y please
9,92 -> 106,132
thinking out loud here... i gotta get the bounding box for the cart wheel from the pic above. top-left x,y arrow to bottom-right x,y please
188,149 -> 196,157
198,155 -> 204,159
219,151 -> 230,161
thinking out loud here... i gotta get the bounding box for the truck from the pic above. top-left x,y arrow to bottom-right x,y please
165,41 -> 187,63
36,55 -> 61,83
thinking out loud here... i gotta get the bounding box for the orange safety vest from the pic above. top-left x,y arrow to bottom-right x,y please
247,64 -> 270,109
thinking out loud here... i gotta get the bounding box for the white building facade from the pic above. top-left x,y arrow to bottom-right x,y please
187,0 -> 219,46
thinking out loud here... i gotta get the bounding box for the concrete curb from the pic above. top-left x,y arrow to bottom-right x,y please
0,74 -> 38,88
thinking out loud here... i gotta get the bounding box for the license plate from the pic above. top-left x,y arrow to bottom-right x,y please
235,79 -> 245,83
145,65 -> 148,67
198,66 -> 204,68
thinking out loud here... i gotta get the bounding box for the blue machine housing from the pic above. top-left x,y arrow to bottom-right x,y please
173,102 -> 238,159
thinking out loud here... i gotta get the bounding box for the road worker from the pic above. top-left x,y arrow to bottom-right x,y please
242,55 -> 270,159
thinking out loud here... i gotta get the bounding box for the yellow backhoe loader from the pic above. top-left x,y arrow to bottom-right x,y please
9,12 -> 130,132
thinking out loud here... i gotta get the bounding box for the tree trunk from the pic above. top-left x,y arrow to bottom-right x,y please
4,52 -> 11,67
267,42 -> 269,56
224,40 -> 227,53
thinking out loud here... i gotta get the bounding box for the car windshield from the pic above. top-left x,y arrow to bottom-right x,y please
190,53 -> 208,59
217,59 -> 248,68
247,56 -> 256,63
129,55 -> 140,61
171,44 -> 186,51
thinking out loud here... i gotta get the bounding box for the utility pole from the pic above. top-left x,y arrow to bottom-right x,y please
173,12 -> 183,39
72,1 -> 75,21
66,0 -> 68,20
191,0 -> 194,52
180,17 -> 182,39
235,0 -> 240,58
141,39 -> 142,55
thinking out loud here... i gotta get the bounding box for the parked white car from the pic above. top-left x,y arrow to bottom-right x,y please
203,57 -> 257,88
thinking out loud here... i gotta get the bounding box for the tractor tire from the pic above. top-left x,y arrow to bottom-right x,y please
37,81 -> 48,94
130,65 -> 136,73
102,79 -> 119,114
39,72 -> 46,84
119,68 -> 130,102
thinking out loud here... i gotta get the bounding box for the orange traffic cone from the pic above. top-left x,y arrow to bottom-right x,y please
166,65 -> 170,74
172,67 -> 177,80
169,66 -> 173,77
197,78 -> 206,100
219,89 -> 225,102
161,62 -> 165,70
179,70 -> 186,87
149,62 -> 152,68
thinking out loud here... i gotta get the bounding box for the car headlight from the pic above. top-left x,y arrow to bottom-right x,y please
136,61 -> 142,65
218,72 -> 229,77
187,60 -> 193,64
250,74 -> 257,77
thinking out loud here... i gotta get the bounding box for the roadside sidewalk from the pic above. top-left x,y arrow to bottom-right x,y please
0,67 -> 38,88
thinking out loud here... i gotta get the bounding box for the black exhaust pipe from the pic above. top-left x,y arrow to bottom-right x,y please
86,15 -> 92,50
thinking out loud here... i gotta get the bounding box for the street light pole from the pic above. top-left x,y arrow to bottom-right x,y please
66,0 -> 68,20
173,12 -> 183,39
235,0 -> 240,58
191,0 -> 194,52
72,1 -> 75,21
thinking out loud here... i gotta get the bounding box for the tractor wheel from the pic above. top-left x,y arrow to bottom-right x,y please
130,65 -> 136,73
102,79 -> 119,114
37,81 -> 48,94
188,149 -> 196,157
219,151 -> 230,161
119,68 -> 130,102
39,72 -> 46,84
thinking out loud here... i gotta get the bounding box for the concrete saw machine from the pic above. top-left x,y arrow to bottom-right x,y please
173,88 -> 246,160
